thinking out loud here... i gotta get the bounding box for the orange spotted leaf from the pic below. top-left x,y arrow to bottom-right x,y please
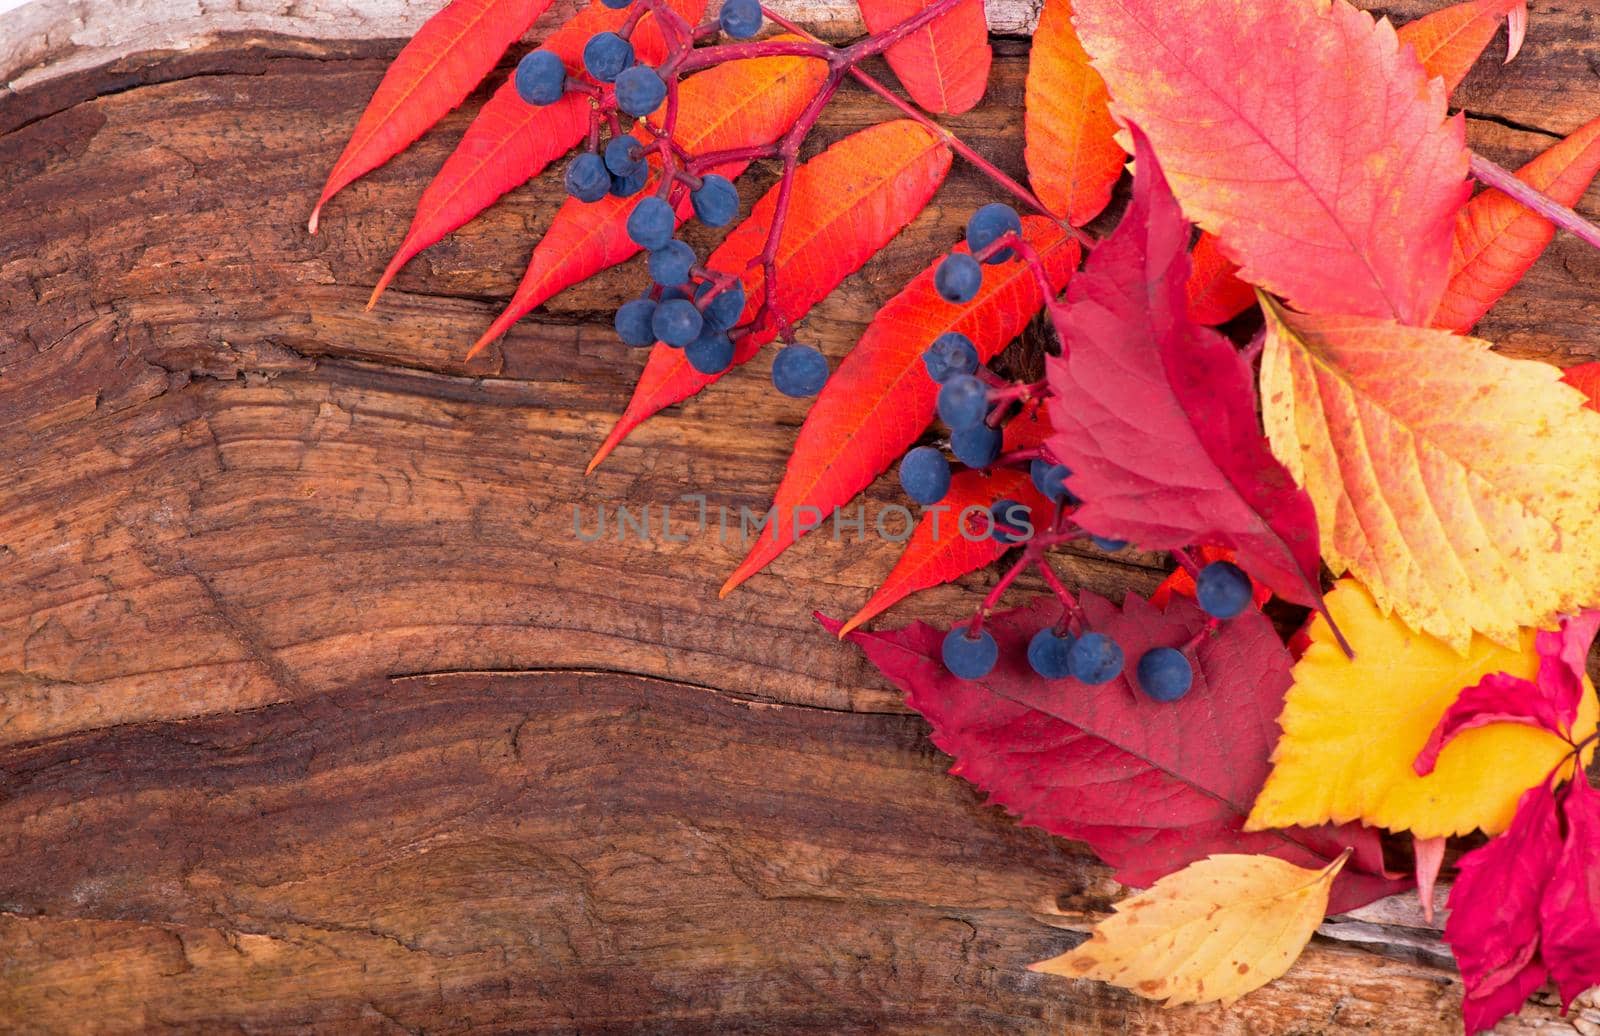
1434,116 -> 1600,333
587,120 -> 953,471
1023,0 -> 1123,226
858,0 -> 992,115
1397,0 -> 1526,95
722,217 -> 1078,597
310,0 -> 555,234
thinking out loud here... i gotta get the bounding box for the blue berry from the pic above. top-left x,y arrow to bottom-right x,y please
937,374 -> 988,429
615,65 -> 666,117
1068,632 -> 1124,685
691,174 -> 739,227
772,344 -> 829,397
610,166 -> 647,197
1029,460 -> 1077,504
583,32 -> 634,83
686,329 -> 735,374
1092,536 -> 1129,552
966,203 -> 1022,263
899,446 -> 951,505
604,136 -> 644,177
601,0 -> 632,8
990,499 -> 1032,544
649,239 -> 696,286
1136,647 -> 1194,702
651,297 -> 704,347
719,0 -> 764,39
1028,628 -> 1076,679
921,332 -> 979,383
627,196 -> 675,251
942,627 -> 998,680
514,50 -> 566,106
565,152 -> 611,202
1196,561 -> 1253,620
935,253 -> 982,304
950,424 -> 1001,468
614,297 -> 657,346
696,279 -> 746,331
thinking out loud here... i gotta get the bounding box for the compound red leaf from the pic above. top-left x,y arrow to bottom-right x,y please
466,47 -> 829,356
1444,780 -> 1561,1035
1397,0 -> 1526,95
858,0 -> 992,115
722,218 -> 1078,596
1541,777 -> 1600,1009
587,120 -> 952,471
310,0 -> 555,234
1044,128 -> 1325,611
369,0 -> 705,306
1434,115 -> 1600,333
1184,232 -> 1255,326
1072,0 -> 1471,325
1023,0 -> 1123,226
829,593 -> 1404,913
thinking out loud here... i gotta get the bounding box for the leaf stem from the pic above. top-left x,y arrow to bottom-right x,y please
1469,150 -> 1600,252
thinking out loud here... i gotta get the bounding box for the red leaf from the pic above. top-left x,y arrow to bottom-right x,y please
1564,361 -> 1600,411
1044,128 -> 1325,610
1023,0 -> 1123,227
1148,546 -> 1271,611
310,0 -> 555,233
721,218 -> 1079,596
1445,780 -> 1561,1034
1434,115 -> 1600,333
467,48 -> 830,357
838,412 -> 1058,636
1541,777 -> 1600,1008
1072,0 -> 1470,325
858,0 -> 992,115
1414,611 -> 1600,776
368,0 -> 705,305
828,593 -> 1403,913
1184,232 -> 1255,326
587,120 -> 953,471
1397,0 -> 1526,96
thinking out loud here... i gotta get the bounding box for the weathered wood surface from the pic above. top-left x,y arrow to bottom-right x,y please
2,0 -> 1599,1030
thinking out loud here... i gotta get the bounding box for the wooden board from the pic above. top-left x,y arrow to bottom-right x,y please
2,0 -> 1599,1030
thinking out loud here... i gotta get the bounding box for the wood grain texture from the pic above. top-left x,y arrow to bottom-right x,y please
2,0 -> 1599,1030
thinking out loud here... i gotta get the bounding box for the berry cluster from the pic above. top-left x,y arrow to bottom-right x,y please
512,0 -> 833,390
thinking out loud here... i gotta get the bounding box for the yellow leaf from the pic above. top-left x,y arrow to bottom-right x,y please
1032,852 -> 1346,1007
1246,580 -> 1595,839
1259,296 -> 1600,650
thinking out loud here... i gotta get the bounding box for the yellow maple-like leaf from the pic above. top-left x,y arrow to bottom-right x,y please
1032,852 -> 1346,1007
1246,580 -> 1595,839
1259,296 -> 1600,651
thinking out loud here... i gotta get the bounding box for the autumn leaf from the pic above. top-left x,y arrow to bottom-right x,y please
721,218 -> 1078,597
1032,852 -> 1348,1007
1397,0 -> 1527,95
1023,0 -> 1122,227
309,0 -> 554,233
830,592 -> 1404,913
468,48 -> 830,357
838,413 -> 1057,636
1259,297 -> 1600,649
368,0 -> 706,305
1540,776 -> 1600,1009
1434,115 -> 1600,333
587,120 -> 953,471
1044,128 -> 1326,611
1184,232 -> 1255,327
857,0 -> 991,115
1564,361 -> 1600,410
1245,580 -> 1597,839
1072,0 -> 1471,325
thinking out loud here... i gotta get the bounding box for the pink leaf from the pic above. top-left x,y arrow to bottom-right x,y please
1541,777 -> 1600,1008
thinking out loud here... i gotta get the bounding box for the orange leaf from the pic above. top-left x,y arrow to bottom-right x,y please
1072,0 -> 1471,325
368,0 -> 705,305
587,120 -> 953,471
310,0 -> 554,233
1184,232 -> 1255,326
1563,362 -> 1600,411
1434,116 -> 1600,333
1023,0 -> 1123,227
858,0 -> 992,115
722,218 -> 1078,596
465,47 -> 829,356
1396,0 -> 1525,95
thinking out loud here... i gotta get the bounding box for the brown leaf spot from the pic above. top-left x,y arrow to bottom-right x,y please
1236,962 -> 1250,974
